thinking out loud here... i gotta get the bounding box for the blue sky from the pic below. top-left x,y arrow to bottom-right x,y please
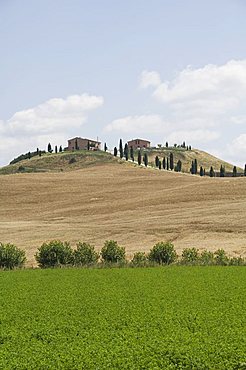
1,0 -> 246,166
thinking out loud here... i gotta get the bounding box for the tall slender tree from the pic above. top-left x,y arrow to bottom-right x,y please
166,157 -> 169,170
220,165 -> 225,177
163,157 -> 166,169
124,143 -> 129,161
119,139 -> 123,159
200,166 -> 204,176
244,164 -> 246,176
155,156 -> 159,167
138,150 -> 141,165
114,147 -> 118,157
104,143 -> 108,152
170,153 -> 174,170
159,161 -> 162,170
210,166 -> 215,177
233,166 -> 237,177
47,143 -> 52,153
143,153 -> 148,167
55,145 -> 58,154
59,145 -> 63,152
130,146 -> 134,161
194,159 -> 198,174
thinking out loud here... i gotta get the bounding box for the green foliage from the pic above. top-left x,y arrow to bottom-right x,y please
170,152 -> 174,170
214,249 -> 229,266
0,243 -> 26,269
181,248 -> 199,265
149,241 -> 177,265
113,147 -> 118,156
137,150 -> 141,165
74,242 -> 99,266
35,240 -> 74,268
124,143 -> 129,161
101,240 -> 126,263
1,267 -> 245,369
199,250 -> 215,265
131,252 -> 148,266
9,150 -> 45,165
233,166 -> 237,177
143,153 -> 148,167
119,139 -> 123,159
210,166 -> 215,177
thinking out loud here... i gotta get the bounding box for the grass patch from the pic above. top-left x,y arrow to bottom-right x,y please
0,267 -> 245,369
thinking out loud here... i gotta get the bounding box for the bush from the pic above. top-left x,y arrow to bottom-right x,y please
229,256 -> 245,266
148,242 -> 177,265
35,240 -> 74,268
181,248 -> 199,265
199,250 -> 215,265
131,252 -> 148,267
74,242 -> 99,266
214,249 -> 229,266
0,243 -> 26,269
101,240 -> 125,263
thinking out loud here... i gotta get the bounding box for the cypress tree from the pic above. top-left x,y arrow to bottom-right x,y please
104,143 -> 107,152
87,140 -> 90,150
39,150 -> 42,157
119,139 -> 123,159
36,148 -> 39,155
143,153 -> 148,167
138,150 -> 141,165
194,159 -> 198,174
177,160 -> 182,172
130,146 -> 134,161
233,166 -> 237,177
124,143 -> 129,161
190,161 -> 195,174
166,142 -> 168,148
59,145 -> 63,152
114,147 -> 118,157
55,145 -> 58,154
210,166 -> 215,177
28,151 -> 31,159
166,157 -> 169,170
47,143 -> 52,153
220,165 -> 225,177
155,156 -> 159,167
163,157 -> 166,169
204,169 -> 206,176
200,166 -> 204,176
170,153 -> 174,170
244,164 -> 246,176
159,161 -> 162,170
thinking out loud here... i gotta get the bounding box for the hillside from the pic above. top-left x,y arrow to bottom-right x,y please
0,147 -> 242,175
0,160 -> 245,265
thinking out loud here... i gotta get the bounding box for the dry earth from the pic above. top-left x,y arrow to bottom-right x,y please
0,162 -> 246,265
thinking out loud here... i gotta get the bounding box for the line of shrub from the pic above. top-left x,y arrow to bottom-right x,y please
0,240 -> 245,269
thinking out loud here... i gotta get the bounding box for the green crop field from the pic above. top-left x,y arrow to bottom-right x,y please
0,267 -> 245,369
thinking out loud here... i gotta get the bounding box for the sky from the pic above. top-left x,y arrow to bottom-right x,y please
1,0 -> 246,166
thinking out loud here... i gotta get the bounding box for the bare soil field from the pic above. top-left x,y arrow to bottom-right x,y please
0,162 -> 245,265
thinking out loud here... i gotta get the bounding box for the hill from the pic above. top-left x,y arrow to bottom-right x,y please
0,147 -> 242,175
0,158 -> 245,265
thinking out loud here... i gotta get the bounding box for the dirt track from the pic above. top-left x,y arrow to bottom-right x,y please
0,162 -> 246,265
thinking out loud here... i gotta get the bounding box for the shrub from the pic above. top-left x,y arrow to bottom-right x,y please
181,248 -> 199,265
199,250 -> 215,265
131,252 -> 148,267
35,240 -> 74,268
0,243 -> 26,269
214,249 -> 229,266
148,242 -> 177,265
74,242 -> 99,266
101,240 -> 125,263
229,256 -> 245,266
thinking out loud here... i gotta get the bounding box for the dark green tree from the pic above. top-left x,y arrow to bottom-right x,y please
163,157 -> 166,169
47,143 -> 52,153
170,153 -> 174,170
210,166 -> 215,177
159,161 -> 162,170
176,160 -> 182,172
130,146 -> 134,161
143,153 -> 148,167
28,151 -> 31,159
55,145 -> 58,154
190,161 -> 195,174
244,164 -> 246,176
104,143 -> 107,152
166,157 -> 169,170
220,165 -> 225,177
59,145 -> 63,152
36,148 -> 39,155
233,166 -> 237,177
124,143 -> 129,161
166,142 -> 168,148
74,242 -> 99,266
119,139 -> 123,158
138,150 -> 141,165
0,243 -> 26,269
155,156 -> 159,167
87,140 -> 90,150
194,159 -> 198,174
200,166 -> 204,176
114,147 -> 118,157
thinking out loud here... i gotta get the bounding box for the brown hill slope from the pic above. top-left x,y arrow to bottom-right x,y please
0,162 -> 245,265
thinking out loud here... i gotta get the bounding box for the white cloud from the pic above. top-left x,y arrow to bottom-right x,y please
105,115 -> 169,134
0,94 -> 104,165
167,130 -> 220,144
140,70 -> 161,89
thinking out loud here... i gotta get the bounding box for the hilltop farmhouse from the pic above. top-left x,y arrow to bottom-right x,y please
67,137 -> 101,151
127,138 -> 151,150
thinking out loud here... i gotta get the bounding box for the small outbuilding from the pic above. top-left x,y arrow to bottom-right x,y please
67,137 -> 101,151
127,138 -> 151,150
